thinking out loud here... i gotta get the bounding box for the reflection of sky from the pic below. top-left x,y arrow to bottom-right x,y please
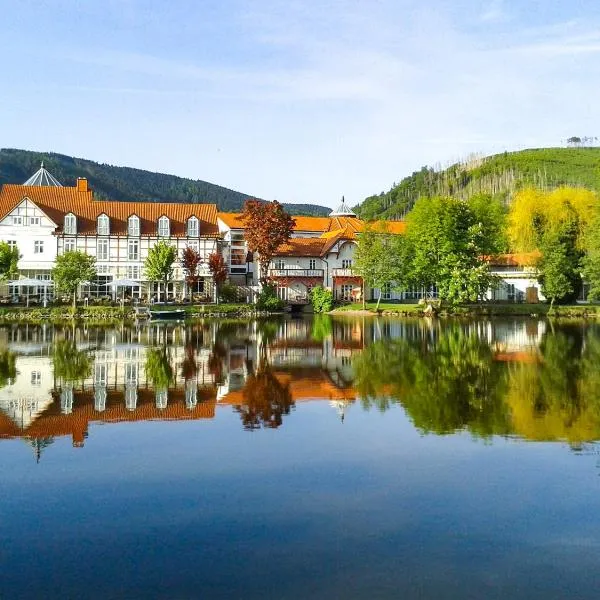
2,403 -> 600,599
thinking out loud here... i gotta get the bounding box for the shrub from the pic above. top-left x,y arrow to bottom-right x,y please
256,284 -> 284,311
310,286 -> 334,313
218,282 -> 241,303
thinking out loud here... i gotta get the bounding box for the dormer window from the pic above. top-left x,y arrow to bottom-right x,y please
158,216 -> 170,237
64,213 -> 77,235
97,214 -> 110,236
128,215 -> 140,236
187,216 -> 199,237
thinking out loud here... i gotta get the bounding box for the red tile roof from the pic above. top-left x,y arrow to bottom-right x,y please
0,184 -> 219,237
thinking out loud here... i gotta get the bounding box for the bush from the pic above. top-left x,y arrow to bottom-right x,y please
310,286 -> 334,313
256,284 -> 284,311
218,282 -> 240,303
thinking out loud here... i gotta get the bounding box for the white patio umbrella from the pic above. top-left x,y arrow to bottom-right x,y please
8,278 -> 53,307
107,278 -> 139,302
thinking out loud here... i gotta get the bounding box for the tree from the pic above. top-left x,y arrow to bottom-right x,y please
144,241 -> 177,303
405,197 -> 492,304
180,246 -> 202,300
52,339 -> 92,384
582,214 -> 600,301
52,251 -> 96,309
207,252 -> 228,304
0,241 -> 19,281
242,200 -> 295,283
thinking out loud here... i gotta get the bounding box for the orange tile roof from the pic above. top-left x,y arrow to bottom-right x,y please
274,237 -> 327,257
487,252 -> 541,267
0,184 -> 219,237
218,212 -> 247,228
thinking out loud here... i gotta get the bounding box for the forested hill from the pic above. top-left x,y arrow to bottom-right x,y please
358,147 -> 600,220
0,148 -> 330,216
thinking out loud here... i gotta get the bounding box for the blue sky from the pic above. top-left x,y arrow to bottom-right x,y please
1,0 -> 599,208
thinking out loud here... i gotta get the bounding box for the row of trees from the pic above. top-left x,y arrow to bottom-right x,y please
354,185 -> 600,307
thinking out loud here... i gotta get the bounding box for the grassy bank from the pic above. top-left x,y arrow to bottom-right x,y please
332,302 -> 600,318
0,303 -> 267,324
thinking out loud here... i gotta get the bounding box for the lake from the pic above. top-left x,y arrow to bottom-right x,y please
2,316 -> 600,599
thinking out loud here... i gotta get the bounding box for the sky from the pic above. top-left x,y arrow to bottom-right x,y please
1,0 -> 599,209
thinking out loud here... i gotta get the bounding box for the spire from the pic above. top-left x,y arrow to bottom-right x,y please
329,196 -> 356,217
23,162 -> 63,187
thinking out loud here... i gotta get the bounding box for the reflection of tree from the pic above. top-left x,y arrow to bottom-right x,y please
236,361 -> 294,430
311,315 -> 333,342
208,341 -> 227,385
26,436 -> 55,463
0,350 -> 16,388
145,347 -> 173,390
180,343 -> 198,381
352,326 -> 510,437
52,340 -> 92,385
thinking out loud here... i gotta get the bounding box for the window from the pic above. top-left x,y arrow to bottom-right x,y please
342,259 -> 352,269
94,387 -> 106,412
382,282 -> 392,300
128,239 -> 139,261
274,259 -> 285,270
64,239 -> 76,252
158,216 -> 170,237
125,385 -> 137,411
7,241 -> 17,250
187,216 -> 199,237
187,240 -> 199,252
34,241 -> 44,254
309,259 -> 317,270
126,265 -> 140,280
30,217 -> 40,226
64,213 -> 77,234
31,371 -> 41,386
97,214 -> 110,235
128,215 -> 140,236
97,239 -> 109,261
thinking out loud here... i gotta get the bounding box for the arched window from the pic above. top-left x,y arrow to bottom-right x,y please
97,213 -> 110,236
158,216 -> 170,237
64,213 -> 77,235
128,214 -> 140,236
187,216 -> 199,237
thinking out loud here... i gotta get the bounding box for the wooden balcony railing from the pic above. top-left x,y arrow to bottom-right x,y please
332,268 -> 359,277
268,269 -> 324,278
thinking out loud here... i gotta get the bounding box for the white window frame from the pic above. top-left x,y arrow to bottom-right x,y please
30,216 -> 40,226
64,213 -> 77,234
342,259 -> 352,269
309,259 -> 317,270
158,216 -> 170,237
128,239 -> 139,261
187,216 -> 199,237
12,216 -> 23,225
274,259 -> 285,270
128,215 -> 140,237
34,241 -> 44,254
64,238 -> 76,252
97,214 -> 110,236
97,239 -> 109,261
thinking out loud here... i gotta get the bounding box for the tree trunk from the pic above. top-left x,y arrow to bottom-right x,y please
362,280 -> 366,310
550,296 -> 555,312
375,287 -> 382,312
72,289 -> 77,311
215,282 -> 219,305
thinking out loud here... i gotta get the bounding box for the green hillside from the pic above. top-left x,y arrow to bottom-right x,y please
358,147 -> 600,220
0,148 -> 330,217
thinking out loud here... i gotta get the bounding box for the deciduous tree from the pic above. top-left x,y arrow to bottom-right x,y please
144,241 -> 177,303
242,200 -> 295,283
0,241 -> 19,281
180,246 -> 202,300
52,251 -> 96,309
208,252 -> 228,303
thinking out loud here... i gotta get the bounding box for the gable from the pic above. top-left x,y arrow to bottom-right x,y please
0,197 -> 57,228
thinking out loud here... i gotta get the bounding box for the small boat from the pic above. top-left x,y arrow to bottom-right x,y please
149,308 -> 186,321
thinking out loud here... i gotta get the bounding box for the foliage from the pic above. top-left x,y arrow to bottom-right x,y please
242,200 -> 295,282
255,284 -> 284,311
310,314 -> 333,341
144,241 -> 177,301
52,339 -> 92,383
404,197 -> 493,304
208,252 -> 227,285
467,193 -> 508,254
358,147 -> 600,221
180,246 -> 202,295
236,360 -> 294,430
582,213 -> 600,301
52,251 -> 96,309
0,241 -> 19,281
145,347 -> 174,390
218,282 -> 240,303
310,286 -> 334,313
0,148 -> 330,216
0,350 -> 16,388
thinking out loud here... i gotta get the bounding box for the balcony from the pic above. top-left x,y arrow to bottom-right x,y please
332,268 -> 359,277
268,269 -> 324,278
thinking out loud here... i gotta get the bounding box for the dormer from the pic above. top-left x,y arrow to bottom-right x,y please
97,213 -> 110,235
64,213 -> 77,234
128,214 -> 140,236
187,216 -> 199,237
158,215 -> 170,238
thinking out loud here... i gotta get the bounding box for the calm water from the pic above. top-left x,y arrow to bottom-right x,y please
2,316 -> 600,599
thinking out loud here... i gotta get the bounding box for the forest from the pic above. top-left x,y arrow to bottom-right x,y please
0,148 -> 330,216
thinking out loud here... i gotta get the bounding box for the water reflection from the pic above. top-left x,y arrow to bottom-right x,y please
2,317 -> 600,456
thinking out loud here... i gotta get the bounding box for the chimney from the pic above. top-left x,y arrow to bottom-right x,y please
76,177 -> 88,193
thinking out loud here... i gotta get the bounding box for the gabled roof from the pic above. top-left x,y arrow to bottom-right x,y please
274,237 -> 327,257
218,212 -> 247,229
0,184 -> 219,237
